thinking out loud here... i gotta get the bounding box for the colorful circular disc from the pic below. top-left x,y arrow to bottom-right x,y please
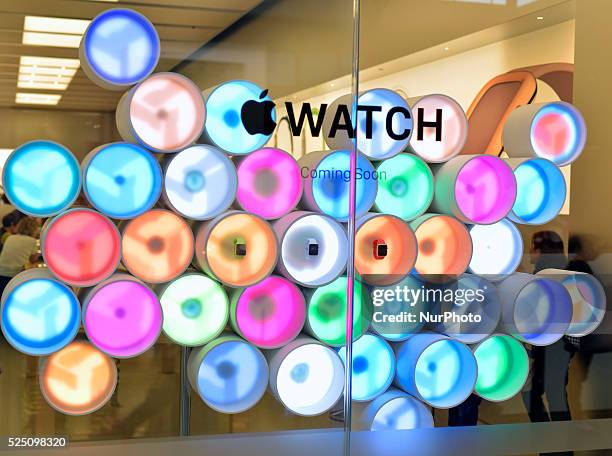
468,219 -> 523,279
42,208 -> 121,287
2,141 -> 80,217
362,388 -> 434,431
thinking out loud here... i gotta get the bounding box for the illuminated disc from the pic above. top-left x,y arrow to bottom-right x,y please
271,339 -> 344,416
509,158 -> 566,225
120,72 -> 205,152
231,276 -> 305,349
40,341 -> 117,415
374,154 -> 433,221
530,102 -> 586,166
409,94 -> 468,163
2,141 -> 80,217
189,337 -> 268,413
356,89 -> 413,160
163,145 -> 237,220
365,388 -> 434,431
83,142 -> 162,219
276,212 -> 348,287
306,276 -> 371,346
311,150 -> 377,222
80,8 -> 159,89
159,273 -> 228,346
42,208 -> 121,287
195,212 -> 278,287
1,270 -> 80,356
468,219 -> 523,279
122,209 -> 194,283
474,334 -> 528,402
560,273 -> 606,337
453,155 -> 516,224
338,334 -> 395,401
203,80 -> 275,155
410,214 -> 472,277
83,275 -> 162,358
236,148 -> 302,219
355,214 -> 417,286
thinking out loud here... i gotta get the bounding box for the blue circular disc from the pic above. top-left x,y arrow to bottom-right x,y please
83,142 -> 162,219
3,141 -> 81,217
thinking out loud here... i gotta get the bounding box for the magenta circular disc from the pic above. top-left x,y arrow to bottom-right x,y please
83,277 -> 162,358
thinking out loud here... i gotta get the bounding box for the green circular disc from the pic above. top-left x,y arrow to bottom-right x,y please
474,335 -> 528,402
160,273 -> 229,346
375,154 -> 433,221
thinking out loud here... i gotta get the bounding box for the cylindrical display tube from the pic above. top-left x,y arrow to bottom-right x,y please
158,272 -> 229,347
122,209 -> 194,283
468,219 -> 523,280
338,333 -> 395,401
322,89 -> 413,160
502,101 -> 586,166
187,334 -> 268,414
42,208 -> 121,287
408,94 -> 468,163
194,211 -> 278,287
2,140 -> 80,217
355,213 -> 417,286
236,147 -> 303,219
374,153 -> 434,221
82,142 -> 162,219
496,272 -> 573,346
507,157 -> 566,225
1,269 -> 80,356
201,80 -> 275,155
274,211 -> 347,288
116,72 -> 205,153
394,332 -> 478,408
356,387 -> 433,431
79,8 -> 159,90
304,276 -> 371,347
537,269 -> 606,337
82,274 -> 162,358
410,214 -> 472,277
230,275 -> 305,349
300,150 -> 377,222
39,341 -> 117,415
266,336 -> 344,416
473,334 -> 529,402
431,155 -> 517,224
163,144 -> 237,220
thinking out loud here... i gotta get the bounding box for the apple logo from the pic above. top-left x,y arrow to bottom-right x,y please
241,89 -> 276,135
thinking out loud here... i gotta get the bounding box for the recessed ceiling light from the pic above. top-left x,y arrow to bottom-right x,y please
537,16 -> 544,20
15,92 -> 62,105
23,16 -> 90,48
17,56 -> 80,91
330,83 -> 335,87
444,46 -> 450,51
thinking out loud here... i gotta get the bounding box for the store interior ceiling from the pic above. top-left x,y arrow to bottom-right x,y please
0,0 -> 574,111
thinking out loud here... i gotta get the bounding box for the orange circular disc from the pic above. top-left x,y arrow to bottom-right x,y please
355,214 -> 417,286
411,214 -> 472,277
195,212 -> 278,287
122,209 -> 194,283
39,341 -> 117,415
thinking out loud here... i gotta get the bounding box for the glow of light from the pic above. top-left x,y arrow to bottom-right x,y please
83,276 -> 162,358
1,273 -> 80,355
311,150 -> 377,222
236,148 -> 302,219
204,80 -> 275,155
233,276 -> 305,349
2,141 -> 80,216
15,92 -> 62,105
22,16 -> 90,49
83,142 -> 162,219
160,273 -> 228,347
163,145 -> 237,220
469,219 -> 523,278
279,213 -> 348,287
17,56 -> 79,91
374,153 -> 433,221
338,334 -> 395,401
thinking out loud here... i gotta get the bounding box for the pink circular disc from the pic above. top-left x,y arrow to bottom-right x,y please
83,275 -> 162,358
236,148 -> 303,219
42,208 -> 121,287
232,276 -> 305,349
127,73 -> 205,152
454,156 -> 516,224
